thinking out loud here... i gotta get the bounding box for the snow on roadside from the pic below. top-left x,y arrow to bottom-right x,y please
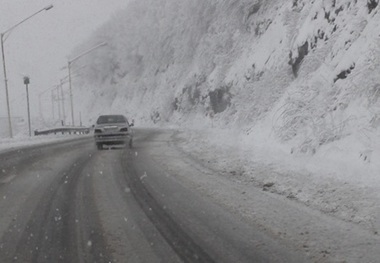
174,126 -> 380,234
0,134 -> 90,153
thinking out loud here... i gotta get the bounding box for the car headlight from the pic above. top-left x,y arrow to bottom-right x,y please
120,127 -> 128,132
94,129 -> 102,133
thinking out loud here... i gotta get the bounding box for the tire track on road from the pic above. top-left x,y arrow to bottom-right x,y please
0,140 -> 113,263
120,148 -> 216,263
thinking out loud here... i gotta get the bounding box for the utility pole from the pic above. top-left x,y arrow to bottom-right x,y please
1,33 -> 12,138
66,42 -> 107,126
51,90 -> 55,120
60,79 -> 66,125
55,86 -> 61,122
24,76 -> 31,137
1,4 -> 54,138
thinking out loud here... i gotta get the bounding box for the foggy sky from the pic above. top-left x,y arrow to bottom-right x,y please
0,0 -> 129,118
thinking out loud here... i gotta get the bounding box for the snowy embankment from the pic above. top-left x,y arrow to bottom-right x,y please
0,134 -> 89,154
175,126 -> 380,236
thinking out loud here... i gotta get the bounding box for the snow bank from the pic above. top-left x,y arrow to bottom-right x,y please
0,133 -> 89,153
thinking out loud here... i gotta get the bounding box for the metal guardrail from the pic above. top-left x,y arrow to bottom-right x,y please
34,126 -> 90,136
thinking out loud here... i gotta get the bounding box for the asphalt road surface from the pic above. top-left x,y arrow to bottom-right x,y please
0,129 -> 306,263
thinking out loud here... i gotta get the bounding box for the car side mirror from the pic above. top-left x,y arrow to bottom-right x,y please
92,124 -> 95,128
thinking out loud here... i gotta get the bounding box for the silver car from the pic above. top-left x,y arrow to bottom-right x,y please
94,114 -> 134,150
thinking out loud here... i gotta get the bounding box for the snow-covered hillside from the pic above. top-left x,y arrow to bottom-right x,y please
73,0 -> 380,159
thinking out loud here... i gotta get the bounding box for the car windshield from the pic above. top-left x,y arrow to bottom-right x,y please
96,115 -> 126,124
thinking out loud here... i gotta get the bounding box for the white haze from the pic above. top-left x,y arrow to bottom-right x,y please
0,0 -> 129,120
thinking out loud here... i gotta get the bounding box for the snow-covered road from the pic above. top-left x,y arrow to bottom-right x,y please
0,130 -> 303,262
0,128 -> 379,262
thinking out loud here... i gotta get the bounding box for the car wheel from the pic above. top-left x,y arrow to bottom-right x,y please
96,143 -> 103,150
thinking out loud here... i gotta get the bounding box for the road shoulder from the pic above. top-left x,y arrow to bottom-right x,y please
167,128 -> 380,263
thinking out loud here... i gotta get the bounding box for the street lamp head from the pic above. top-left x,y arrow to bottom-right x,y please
44,4 -> 54,11
23,76 -> 30,85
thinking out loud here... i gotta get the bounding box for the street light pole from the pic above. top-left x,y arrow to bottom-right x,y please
39,73 -> 77,124
56,86 -> 62,123
51,90 -> 55,120
67,42 -> 107,126
24,76 -> 31,137
39,84 -> 59,122
0,4 -> 54,138
68,61 -> 74,126
1,33 -> 12,138
60,79 -> 66,125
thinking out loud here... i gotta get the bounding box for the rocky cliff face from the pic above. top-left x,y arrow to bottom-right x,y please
74,0 -> 380,154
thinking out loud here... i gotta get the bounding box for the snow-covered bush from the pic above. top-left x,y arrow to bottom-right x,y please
367,0 -> 379,13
